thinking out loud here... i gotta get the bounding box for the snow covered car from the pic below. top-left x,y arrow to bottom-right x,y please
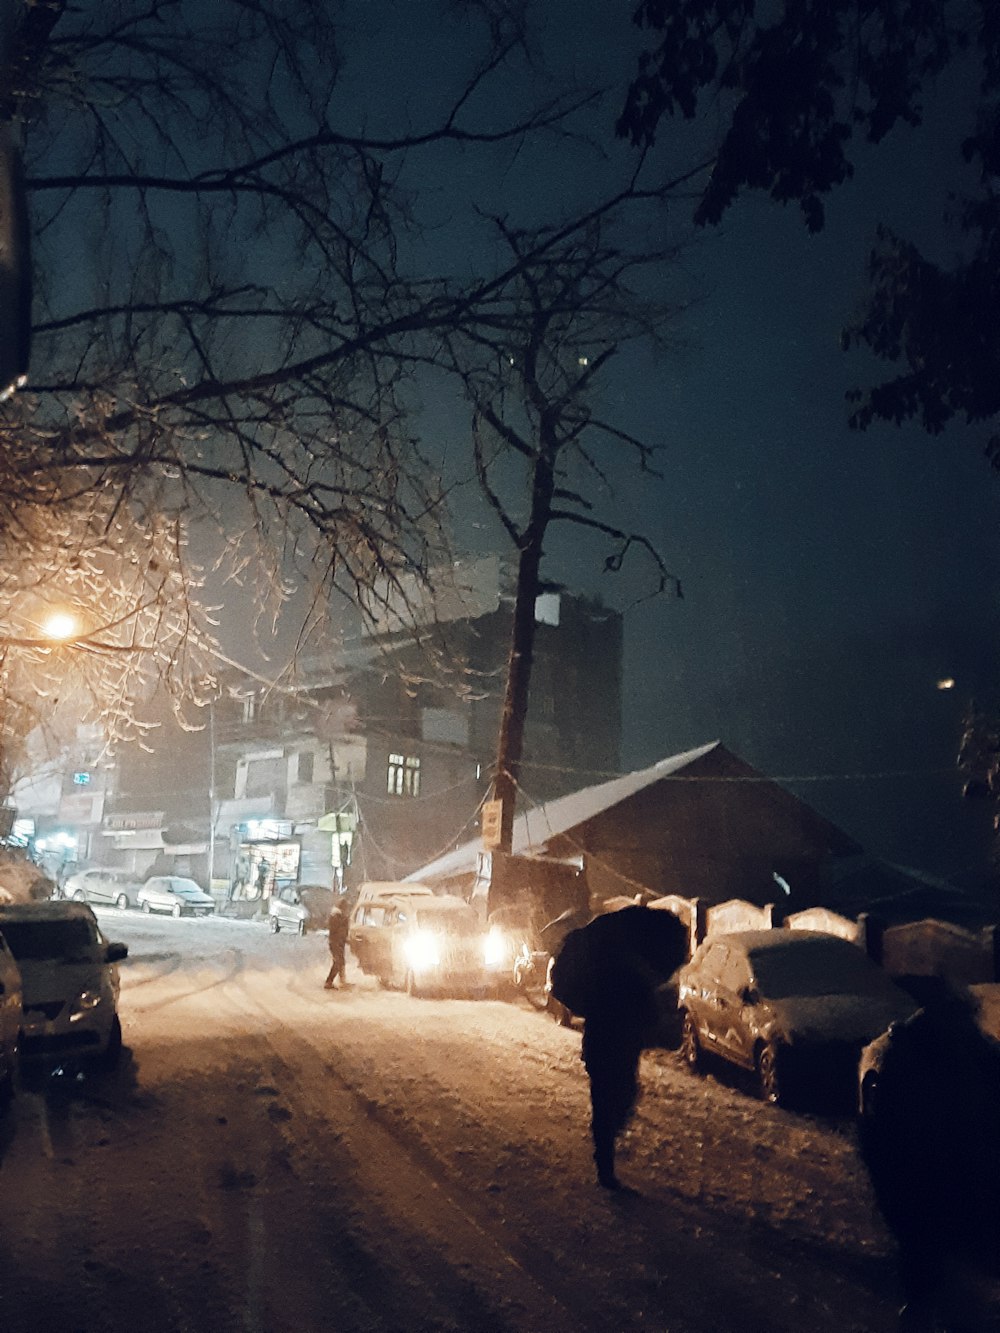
268,883 -> 334,935
349,890 -> 491,996
63,867 -> 142,910
0,901 -> 126,1071
678,929 -> 919,1106
857,978 -> 1000,1117
0,931 -> 22,1101
138,876 -> 215,918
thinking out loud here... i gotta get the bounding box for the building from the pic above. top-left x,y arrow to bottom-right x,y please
409,741 -> 865,912
90,558 -> 625,908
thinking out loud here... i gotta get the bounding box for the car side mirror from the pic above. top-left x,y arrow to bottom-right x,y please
105,942 -> 128,963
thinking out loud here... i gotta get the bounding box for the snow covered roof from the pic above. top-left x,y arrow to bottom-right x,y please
407,741 -> 723,884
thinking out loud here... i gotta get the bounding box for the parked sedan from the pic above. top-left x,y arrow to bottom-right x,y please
0,900 -> 125,1074
137,876 -> 215,918
268,884 -> 335,935
678,929 -> 919,1107
63,867 -> 142,910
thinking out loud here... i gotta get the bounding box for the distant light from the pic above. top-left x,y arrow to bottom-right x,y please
578,356 -> 589,367
937,678 -> 955,691
41,611 -> 78,641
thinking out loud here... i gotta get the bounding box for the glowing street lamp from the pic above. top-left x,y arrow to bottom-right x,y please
40,610 -> 79,642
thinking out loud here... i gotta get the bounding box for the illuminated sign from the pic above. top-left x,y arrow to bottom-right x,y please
73,771 -> 91,785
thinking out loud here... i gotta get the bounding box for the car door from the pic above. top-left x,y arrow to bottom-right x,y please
90,872 -> 113,905
714,949 -> 756,1068
349,904 -> 382,973
146,878 -> 169,910
278,887 -> 300,928
686,943 -> 729,1048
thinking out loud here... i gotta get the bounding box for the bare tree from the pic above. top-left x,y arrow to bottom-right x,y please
0,0 -> 602,780
440,207 -> 685,849
0,1 -> 702,817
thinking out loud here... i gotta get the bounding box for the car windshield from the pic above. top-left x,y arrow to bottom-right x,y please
750,940 -> 900,1000
0,917 -> 99,960
415,907 -> 481,937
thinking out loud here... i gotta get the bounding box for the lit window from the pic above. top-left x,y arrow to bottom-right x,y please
387,752 -> 421,797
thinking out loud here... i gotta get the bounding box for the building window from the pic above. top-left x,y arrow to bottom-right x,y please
387,752 -> 421,797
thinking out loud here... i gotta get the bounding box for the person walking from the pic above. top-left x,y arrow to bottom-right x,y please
549,906 -> 688,1189
324,901 -> 350,990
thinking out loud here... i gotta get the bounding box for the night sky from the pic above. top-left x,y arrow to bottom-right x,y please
199,5 -> 1000,879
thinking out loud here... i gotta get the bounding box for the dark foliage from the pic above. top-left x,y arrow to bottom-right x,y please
618,1 -> 1000,459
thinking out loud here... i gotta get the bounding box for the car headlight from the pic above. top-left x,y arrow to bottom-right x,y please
402,930 -> 441,973
69,989 -> 104,1021
483,927 -> 509,969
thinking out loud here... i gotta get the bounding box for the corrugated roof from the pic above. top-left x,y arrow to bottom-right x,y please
407,741 -> 722,884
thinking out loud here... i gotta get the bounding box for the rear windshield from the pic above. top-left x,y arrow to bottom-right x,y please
0,917 -> 99,960
751,940 -> 899,1000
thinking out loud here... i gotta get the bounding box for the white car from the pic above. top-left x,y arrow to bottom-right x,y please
0,901 -> 126,1072
678,930 -> 919,1106
63,867 -> 142,910
138,876 -> 215,918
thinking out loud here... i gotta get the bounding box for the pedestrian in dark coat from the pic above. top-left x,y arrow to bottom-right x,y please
550,905 -> 688,1189
857,987 -> 1000,1331
324,903 -> 350,990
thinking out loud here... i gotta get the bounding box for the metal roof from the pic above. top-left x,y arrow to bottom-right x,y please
407,741 -> 722,884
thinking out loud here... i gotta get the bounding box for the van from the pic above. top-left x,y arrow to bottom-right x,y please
348,887 -> 490,997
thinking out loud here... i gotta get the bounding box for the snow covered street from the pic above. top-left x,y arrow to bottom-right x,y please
0,911 -> 905,1332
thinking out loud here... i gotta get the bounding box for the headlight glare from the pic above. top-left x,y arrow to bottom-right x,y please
403,930 -> 441,972
483,927 -> 509,968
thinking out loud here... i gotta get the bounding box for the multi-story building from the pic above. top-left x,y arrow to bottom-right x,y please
94,558 -> 623,907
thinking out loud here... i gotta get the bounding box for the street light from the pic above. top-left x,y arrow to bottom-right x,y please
40,610 -> 79,642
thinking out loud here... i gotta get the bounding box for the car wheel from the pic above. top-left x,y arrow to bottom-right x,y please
680,1011 -> 701,1069
756,1042 -> 782,1105
73,890 -> 87,902
98,1015 -> 123,1072
141,900 -> 151,914
269,915 -> 280,934
115,893 -> 129,910
172,902 -> 182,918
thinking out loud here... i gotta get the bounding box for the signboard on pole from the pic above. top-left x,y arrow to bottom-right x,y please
481,799 -> 503,851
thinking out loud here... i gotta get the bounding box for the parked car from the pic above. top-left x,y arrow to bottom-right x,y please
138,876 -> 215,918
348,889 -> 491,996
268,884 -> 335,935
0,900 -> 126,1072
678,929 -> 919,1106
857,977 -> 1000,1117
63,867 -> 142,910
0,930 -> 22,1101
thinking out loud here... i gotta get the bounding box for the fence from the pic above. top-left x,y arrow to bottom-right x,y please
647,892 -> 1000,983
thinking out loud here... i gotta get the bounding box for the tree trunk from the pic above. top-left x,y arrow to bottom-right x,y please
492,435 -> 556,852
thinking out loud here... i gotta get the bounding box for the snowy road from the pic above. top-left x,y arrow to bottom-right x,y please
0,911 -> 904,1332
